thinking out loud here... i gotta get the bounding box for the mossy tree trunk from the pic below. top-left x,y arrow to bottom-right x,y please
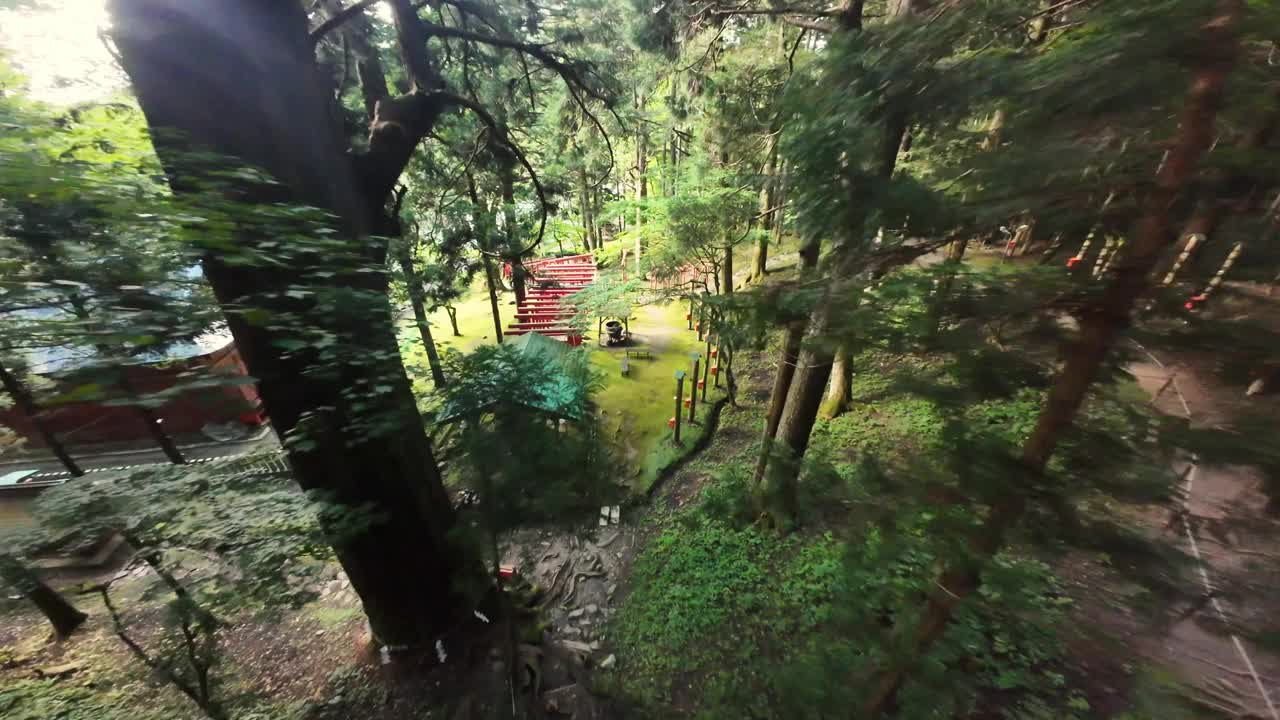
111,0 -> 470,647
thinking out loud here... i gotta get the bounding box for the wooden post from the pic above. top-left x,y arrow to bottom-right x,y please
702,338 -> 712,401
689,356 -> 700,424
673,373 -> 685,445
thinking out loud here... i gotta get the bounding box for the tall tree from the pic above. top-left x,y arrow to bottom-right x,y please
861,0 -> 1243,711
108,0 -> 466,647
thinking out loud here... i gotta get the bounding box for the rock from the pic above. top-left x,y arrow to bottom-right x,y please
544,683 -> 585,716
585,604 -> 598,614
606,583 -> 617,597
568,608 -> 585,619
599,654 -> 617,670
558,640 -> 593,656
590,641 -> 601,651
35,661 -> 84,678
563,626 -> 582,637
314,629 -> 325,636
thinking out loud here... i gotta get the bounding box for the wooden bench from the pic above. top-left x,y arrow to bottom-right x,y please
625,347 -> 652,360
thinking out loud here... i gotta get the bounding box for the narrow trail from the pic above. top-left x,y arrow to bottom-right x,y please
1132,343 -> 1280,719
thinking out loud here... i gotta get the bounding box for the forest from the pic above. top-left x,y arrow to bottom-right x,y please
2,0 -> 1280,718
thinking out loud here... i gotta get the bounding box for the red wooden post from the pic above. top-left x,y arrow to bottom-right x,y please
689,354 -> 700,424
702,337 -> 712,401
673,371 -> 685,445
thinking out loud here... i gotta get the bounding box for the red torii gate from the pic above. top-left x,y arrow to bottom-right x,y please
503,253 -> 595,346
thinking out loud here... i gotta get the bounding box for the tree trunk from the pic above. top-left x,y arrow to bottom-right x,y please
722,240 -> 734,295
592,187 -> 605,249
111,0 -> 469,647
753,233 -> 821,490
753,320 -> 804,486
117,371 -> 186,465
136,404 -> 186,465
482,253 -> 505,344
445,305 -> 461,336
819,344 -> 852,419
0,362 -> 83,476
636,122 -> 648,273
763,105 -> 909,525
499,156 -> 526,304
861,2 -> 1240,711
468,174 -> 506,345
1160,86 -> 1279,285
772,159 -> 789,249
0,555 -> 88,638
577,167 -> 595,252
751,131 -> 779,281
396,241 -> 447,387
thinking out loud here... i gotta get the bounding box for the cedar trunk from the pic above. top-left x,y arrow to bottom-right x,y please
0,555 -> 87,638
500,158 -> 526,304
763,108 -> 909,523
110,0 -> 467,646
861,2 -> 1240,712
750,131 -> 779,280
819,345 -> 852,419
396,242 -> 447,387
753,234 -> 821,490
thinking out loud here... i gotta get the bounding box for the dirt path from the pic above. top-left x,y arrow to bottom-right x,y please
1131,345 -> 1280,719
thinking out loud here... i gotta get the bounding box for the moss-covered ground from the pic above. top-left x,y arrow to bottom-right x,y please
398,248 -> 726,495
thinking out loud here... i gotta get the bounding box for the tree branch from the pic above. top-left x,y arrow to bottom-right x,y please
439,92 -> 548,257
712,6 -> 840,17
782,17 -> 833,32
419,20 -> 608,104
310,0 -> 381,48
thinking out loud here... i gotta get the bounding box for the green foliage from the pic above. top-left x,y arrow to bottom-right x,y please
566,270 -> 646,328
612,514 -> 844,709
436,344 -> 615,567
27,459 -> 347,612
614,491 -> 1083,719
0,678 -> 142,720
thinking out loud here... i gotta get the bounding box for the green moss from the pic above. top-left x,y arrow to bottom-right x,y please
400,277 -> 724,495
588,301 -> 724,493
308,605 -> 361,629
610,515 -> 843,710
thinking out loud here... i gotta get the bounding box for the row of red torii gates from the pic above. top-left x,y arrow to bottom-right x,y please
502,253 -> 596,345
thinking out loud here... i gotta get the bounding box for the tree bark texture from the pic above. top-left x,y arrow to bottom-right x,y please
577,166 -> 596,251
110,0 -> 467,646
751,131 -> 779,280
722,239 -> 735,295
499,154 -> 526,304
754,228 -> 822,493
396,241 -> 447,387
819,344 -> 852,419
861,2 -> 1241,712
468,174 -> 506,345
0,555 -> 88,638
